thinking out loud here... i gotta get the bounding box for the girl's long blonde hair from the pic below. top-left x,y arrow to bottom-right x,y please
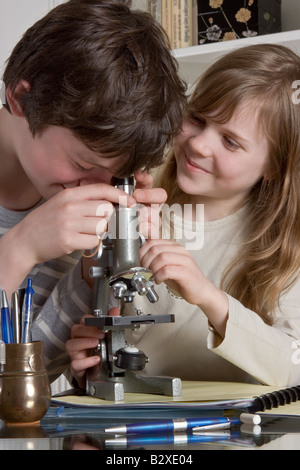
156,44 -> 300,321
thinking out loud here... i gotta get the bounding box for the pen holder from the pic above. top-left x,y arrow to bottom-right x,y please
0,341 -> 51,424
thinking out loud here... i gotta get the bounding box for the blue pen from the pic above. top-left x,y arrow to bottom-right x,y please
105,430 -> 232,448
105,417 -> 240,434
1,290 -> 13,344
21,279 -> 35,344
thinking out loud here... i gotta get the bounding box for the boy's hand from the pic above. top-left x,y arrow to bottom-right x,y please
12,182 -> 135,263
66,309 -> 119,390
81,171 -> 167,287
0,172 -> 165,295
0,182 -> 134,295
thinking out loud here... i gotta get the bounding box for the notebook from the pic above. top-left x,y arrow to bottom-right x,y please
49,381 -> 300,417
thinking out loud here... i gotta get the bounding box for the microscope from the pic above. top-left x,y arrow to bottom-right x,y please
85,176 -> 182,401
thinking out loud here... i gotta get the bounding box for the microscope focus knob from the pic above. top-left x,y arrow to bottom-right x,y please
114,346 -> 148,371
112,281 -> 128,299
146,283 -> 159,303
131,273 -> 148,295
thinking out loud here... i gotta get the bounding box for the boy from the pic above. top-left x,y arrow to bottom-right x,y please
0,0 -> 186,381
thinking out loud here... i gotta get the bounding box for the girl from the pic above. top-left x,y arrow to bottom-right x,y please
68,44 -> 300,388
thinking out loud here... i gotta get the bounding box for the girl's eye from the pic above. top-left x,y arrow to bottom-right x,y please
224,136 -> 240,150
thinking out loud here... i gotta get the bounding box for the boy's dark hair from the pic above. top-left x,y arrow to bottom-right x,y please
3,0 -> 186,175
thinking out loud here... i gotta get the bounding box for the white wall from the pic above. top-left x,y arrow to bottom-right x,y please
0,0 -> 52,75
282,0 -> 300,32
0,1 -> 68,74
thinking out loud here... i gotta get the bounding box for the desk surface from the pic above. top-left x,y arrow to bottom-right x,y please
1,381 -> 300,451
0,412 -> 300,451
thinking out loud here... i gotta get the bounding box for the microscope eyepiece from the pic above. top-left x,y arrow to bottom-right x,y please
112,176 -> 135,197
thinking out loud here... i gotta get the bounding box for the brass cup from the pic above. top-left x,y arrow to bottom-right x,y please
0,341 -> 51,424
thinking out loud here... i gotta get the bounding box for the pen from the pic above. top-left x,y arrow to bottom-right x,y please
11,291 -> 21,344
21,279 -> 35,344
0,340 -> 6,372
105,430 -> 232,447
1,290 -> 13,344
0,293 -> 2,342
104,417 -> 240,434
18,288 -> 26,312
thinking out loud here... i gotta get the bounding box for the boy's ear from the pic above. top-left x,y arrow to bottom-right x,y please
6,80 -> 31,117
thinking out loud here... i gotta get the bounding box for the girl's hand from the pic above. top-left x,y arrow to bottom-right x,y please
140,239 -> 229,337
140,239 -> 209,305
66,308 -> 120,389
133,170 -> 167,240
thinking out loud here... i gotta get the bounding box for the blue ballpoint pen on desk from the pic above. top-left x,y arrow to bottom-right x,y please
104,417 -> 240,434
21,279 -> 35,344
105,430 -> 233,448
1,290 -> 13,344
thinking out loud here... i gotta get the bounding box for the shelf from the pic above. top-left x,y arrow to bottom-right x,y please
173,29 -> 300,84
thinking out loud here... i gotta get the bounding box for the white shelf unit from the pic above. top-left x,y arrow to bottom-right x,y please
173,29 -> 300,85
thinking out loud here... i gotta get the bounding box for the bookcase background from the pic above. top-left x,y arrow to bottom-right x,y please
1,0 -> 300,77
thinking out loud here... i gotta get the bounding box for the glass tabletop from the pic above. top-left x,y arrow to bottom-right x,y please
1,411 -> 300,451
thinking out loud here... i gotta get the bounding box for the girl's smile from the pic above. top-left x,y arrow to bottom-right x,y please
184,154 -> 213,175
174,102 -> 270,219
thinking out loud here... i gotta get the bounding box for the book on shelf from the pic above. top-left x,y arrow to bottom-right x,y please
136,0 -> 198,49
134,1 -> 282,50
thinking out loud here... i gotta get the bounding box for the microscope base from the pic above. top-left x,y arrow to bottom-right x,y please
87,371 -> 182,402
85,314 -> 181,401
